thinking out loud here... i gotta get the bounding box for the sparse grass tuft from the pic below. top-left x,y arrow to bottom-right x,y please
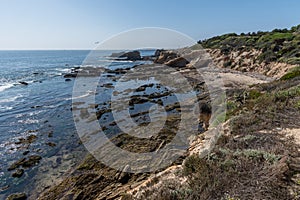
280,66 -> 300,80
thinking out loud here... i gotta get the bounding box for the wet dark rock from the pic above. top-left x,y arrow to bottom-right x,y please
27,129 -> 38,133
56,157 -> 62,165
135,83 -> 155,92
12,169 -> 24,178
19,81 -> 28,86
0,185 -> 10,193
46,142 -> 56,147
8,158 -> 26,171
8,155 -> 42,170
63,73 -> 77,78
129,96 -> 149,106
112,91 -> 120,96
65,78 -> 72,81
88,104 -> 99,109
96,108 -> 111,119
102,83 -> 114,88
130,110 -> 149,118
15,135 -> 37,145
136,86 -> 146,92
22,155 -> 42,168
123,88 -> 134,94
109,121 -> 117,126
106,68 -> 128,75
72,66 -> 80,70
47,131 -> 53,137
31,105 -> 42,109
6,192 -> 27,200
22,151 -> 30,156
148,91 -> 171,99
156,99 -> 163,106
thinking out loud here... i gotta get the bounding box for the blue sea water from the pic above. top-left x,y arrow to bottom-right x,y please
0,50 -> 156,198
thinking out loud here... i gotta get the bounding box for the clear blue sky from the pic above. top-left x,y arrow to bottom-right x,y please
0,0 -> 299,50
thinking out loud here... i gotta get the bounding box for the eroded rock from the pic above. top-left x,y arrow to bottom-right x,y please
6,192 -> 27,200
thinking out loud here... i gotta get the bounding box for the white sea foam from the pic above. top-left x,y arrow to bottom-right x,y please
55,68 -> 71,73
44,105 -> 59,108
101,59 -> 133,63
15,110 -> 45,118
0,95 -> 22,103
65,90 -> 95,101
17,119 -> 40,124
0,106 -> 13,111
0,83 -> 14,92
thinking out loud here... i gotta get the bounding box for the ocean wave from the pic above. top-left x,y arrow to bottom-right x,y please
0,83 -> 14,92
0,106 -> 13,111
43,105 -> 59,109
101,59 -> 134,63
65,90 -> 96,101
15,110 -> 45,118
17,119 -> 40,124
55,68 -> 71,73
0,95 -> 23,103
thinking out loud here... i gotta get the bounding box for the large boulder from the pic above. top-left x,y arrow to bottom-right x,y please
154,49 -> 165,57
111,51 -> 141,61
154,50 -> 189,68
110,51 -> 125,57
154,51 -> 178,64
164,57 -> 189,68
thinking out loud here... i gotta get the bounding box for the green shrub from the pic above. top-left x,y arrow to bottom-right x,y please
200,24 -> 300,64
280,67 -> 300,80
295,100 -> 300,109
248,89 -> 262,99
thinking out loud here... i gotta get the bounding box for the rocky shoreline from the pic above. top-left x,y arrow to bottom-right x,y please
4,43 -> 300,199
30,49 -> 213,199
35,47 -> 280,200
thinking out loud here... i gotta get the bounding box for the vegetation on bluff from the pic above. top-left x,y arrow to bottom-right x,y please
198,25 -> 300,64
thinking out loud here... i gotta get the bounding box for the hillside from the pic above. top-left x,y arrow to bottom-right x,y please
196,25 -> 300,79
199,25 -> 300,65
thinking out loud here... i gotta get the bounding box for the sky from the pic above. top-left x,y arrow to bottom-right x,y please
0,0 -> 299,50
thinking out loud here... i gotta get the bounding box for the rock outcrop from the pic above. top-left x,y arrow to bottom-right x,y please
111,50 -> 142,61
6,192 -> 27,200
154,50 -> 189,68
208,49 -> 296,78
